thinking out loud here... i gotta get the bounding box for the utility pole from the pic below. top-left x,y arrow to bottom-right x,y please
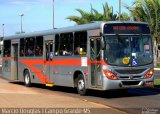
20,14 -> 24,33
119,0 -> 121,21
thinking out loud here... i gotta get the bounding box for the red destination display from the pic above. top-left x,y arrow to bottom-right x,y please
113,26 -> 140,31
103,23 -> 150,34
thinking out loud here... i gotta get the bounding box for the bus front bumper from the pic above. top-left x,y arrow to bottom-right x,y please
103,77 -> 154,90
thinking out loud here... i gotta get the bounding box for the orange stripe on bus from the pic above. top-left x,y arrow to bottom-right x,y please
19,59 -> 44,65
19,59 -> 49,84
19,59 -> 82,66
51,59 -> 81,66
4,58 -> 108,84
29,65 -> 47,84
101,59 -> 108,66
88,59 -> 108,66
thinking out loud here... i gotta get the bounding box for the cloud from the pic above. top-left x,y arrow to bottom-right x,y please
60,0 -> 92,4
10,0 -> 52,5
36,0 -> 52,4
22,7 -> 32,12
10,1 -> 38,5
69,0 -> 86,3
9,0 -> 92,6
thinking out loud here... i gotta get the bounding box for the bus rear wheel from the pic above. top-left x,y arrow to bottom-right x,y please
77,74 -> 87,96
24,70 -> 31,87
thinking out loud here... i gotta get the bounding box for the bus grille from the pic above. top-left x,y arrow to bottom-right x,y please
122,81 -> 140,86
115,69 -> 146,74
119,76 -> 142,79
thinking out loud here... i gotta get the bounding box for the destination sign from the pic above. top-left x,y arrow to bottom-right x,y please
103,23 -> 150,34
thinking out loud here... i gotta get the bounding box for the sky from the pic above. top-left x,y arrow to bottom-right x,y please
0,0 -> 135,36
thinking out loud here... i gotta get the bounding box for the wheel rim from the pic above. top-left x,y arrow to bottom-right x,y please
25,74 -> 30,84
78,79 -> 85,91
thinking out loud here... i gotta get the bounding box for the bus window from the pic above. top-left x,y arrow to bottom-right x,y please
20,38 -> 25,57
3,40 -> 11,57
60,33 -> 73,56
25,37 -> 35,56
55,34 -> 60,56
35,36 -> 43,56
74,31 -> 87,55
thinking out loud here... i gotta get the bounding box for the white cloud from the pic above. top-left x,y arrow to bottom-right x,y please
10,1 -> 38,5
36,0 -> 52,4
10,0 -> 92,5
22,7 -> 32,12
60,0 -> 92,4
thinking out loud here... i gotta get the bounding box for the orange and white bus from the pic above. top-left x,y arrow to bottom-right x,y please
2,21 -> 154,95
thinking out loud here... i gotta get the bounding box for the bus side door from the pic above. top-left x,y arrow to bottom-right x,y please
11,43 -> 19,80
90,38 -> 102,87
44,40 -> 54,84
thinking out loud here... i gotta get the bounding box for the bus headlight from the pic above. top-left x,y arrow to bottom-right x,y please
103,70 -> 118,80
144,68 -> 154,79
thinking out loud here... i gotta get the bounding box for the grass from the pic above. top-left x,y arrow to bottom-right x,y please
154,79 -> 160,85
154,79 -> 160,88
155,65 -> 160,68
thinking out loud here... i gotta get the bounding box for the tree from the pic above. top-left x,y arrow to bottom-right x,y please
125,0 -> 160,66
67,2 -> 130,25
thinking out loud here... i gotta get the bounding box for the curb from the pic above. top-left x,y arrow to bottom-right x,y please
154,68 -> 160,71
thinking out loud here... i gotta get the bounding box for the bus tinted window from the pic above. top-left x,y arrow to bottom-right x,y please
35,36 -> 43,56
3,40 -> 11,57
74,31 -> 87,55
55,34 -> 60,56
60,33 -> 73,56
20,38 -> 25,57
103,24 -> 150,34
25,37 -> 35,56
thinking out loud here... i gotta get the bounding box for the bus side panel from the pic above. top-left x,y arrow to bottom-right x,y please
17,59 -> 25,82
2,59 -> 12,80
33,64 -> 45,84
53,57 -> 89,88
53,66 -> 75,87
18,57 -> 45,84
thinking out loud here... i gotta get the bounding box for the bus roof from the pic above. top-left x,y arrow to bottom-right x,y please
4,21 -> 147,40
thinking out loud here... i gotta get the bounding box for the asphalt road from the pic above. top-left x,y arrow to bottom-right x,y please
1,68 -> 160,114
7,80 -> 160,114
0,78 -> 126,114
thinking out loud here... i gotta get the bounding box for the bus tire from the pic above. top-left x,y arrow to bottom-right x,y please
77,74 -> 87,96
24,70 -> 31,87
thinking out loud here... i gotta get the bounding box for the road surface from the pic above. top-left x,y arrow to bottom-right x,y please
0,77 -> 126,114
0,68 -> 160,114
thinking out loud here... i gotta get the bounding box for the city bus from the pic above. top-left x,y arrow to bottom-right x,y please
2,21 -> 154,95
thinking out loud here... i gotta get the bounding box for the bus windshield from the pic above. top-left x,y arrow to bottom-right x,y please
104,35 -> 153,66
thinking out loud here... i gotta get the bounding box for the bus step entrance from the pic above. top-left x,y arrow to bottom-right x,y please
45,83 -> 54,87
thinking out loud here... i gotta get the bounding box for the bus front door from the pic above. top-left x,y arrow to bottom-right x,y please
90,38 -> 102,87
44,41 -> 54,84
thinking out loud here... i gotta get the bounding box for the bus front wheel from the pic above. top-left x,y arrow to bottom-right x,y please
24,70 -> 31,87
77,74 -> 87,96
